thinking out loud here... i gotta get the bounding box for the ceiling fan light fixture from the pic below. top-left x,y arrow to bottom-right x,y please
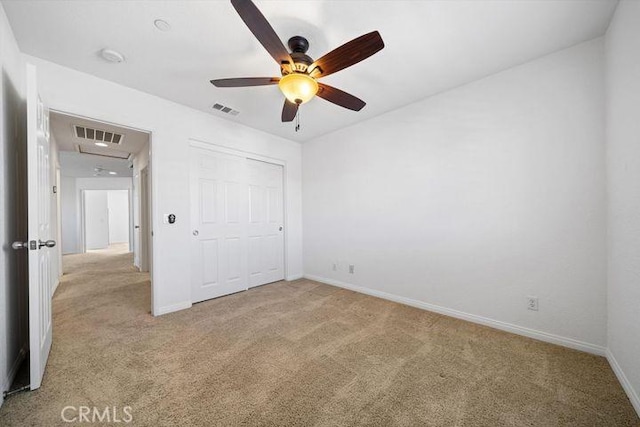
278,73 -> 318,105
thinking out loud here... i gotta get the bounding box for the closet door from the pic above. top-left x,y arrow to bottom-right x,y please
247,159 -> 285,287
190,147 -> 248,303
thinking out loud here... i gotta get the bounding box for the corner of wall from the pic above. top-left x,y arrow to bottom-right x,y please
606,349 -> 640,416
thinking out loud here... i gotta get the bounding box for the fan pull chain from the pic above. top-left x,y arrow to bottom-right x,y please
295,108 -> 301,132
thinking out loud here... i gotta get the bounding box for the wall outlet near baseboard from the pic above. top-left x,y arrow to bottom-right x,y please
349,264 -> 355,274
527,296 -> 539,311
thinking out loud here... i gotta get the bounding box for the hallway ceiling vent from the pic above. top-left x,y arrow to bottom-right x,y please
212,103 -> 240,116
74,125 -> 124,145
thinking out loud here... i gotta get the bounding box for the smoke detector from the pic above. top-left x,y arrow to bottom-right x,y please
100,48 -> 125,63
154,19 -> 171,32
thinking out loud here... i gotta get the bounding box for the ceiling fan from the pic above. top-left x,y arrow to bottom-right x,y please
210,0 -> 385,126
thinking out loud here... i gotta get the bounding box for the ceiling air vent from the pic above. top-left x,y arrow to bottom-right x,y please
74,125 -> 124,144
212,103 -> 240,116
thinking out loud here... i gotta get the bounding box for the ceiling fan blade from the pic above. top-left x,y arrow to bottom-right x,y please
316,83 -> 366,111
231,0 -> 293,69
281,100 -> 298,122
309,31 -> 384,78
210,77 -> 280,87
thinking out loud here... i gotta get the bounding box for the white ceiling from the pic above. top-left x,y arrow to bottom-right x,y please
51,111 -> 149,177
3,0 -> 618,142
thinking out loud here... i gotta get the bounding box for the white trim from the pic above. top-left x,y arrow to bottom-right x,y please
606,349 -> 640,417
52,279 -> 60,296
304,274 -> 606,356
154,301 -> 192,316
285,274 -> 304,281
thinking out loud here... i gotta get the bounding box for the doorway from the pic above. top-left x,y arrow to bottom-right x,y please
50,110 -> 154,313
82,189 -> 130,251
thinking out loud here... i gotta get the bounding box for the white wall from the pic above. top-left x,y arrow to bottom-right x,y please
60,175 -> 77,254
605,0 -> 640,414
60,176 -> 132,254
303,39 -> 607,352
28,55 -> 303,316
0,2 -> 26,405
107,190 -> 129,244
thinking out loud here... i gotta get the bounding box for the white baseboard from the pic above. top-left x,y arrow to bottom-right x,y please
52,278 -> 60,296
154,301 -> 192,316
606,349 -> 640,417
304,274 -> 606,356
285,274 -> 304,281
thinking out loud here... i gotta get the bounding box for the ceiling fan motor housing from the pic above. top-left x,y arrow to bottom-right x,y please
287,36 -> 314,73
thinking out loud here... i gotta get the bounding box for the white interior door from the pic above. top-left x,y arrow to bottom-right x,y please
247,159 -> 284,287
190,147 -> 248,303
107,190 -> 130,244
83,190 -> 109,250
26,64 -> 53,390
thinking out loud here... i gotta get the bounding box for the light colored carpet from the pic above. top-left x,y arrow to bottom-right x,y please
0,250 -> 638,426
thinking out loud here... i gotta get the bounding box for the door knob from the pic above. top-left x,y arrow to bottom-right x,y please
279,226 -> 283,231
38,239 -> 56,249
12,241 -> 28,250
193,230 -> 199,236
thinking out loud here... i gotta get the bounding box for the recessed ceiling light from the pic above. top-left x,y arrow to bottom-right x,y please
109,171 -> 117,175
154,19 -> 171,32
99,48 -> 125,63
95,142 -> 108,147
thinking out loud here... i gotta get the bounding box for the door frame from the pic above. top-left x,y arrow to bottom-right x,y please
55,167 -> 62,287
139,166 -> 151,273
50,108 -> 156,315
188,139 -> 290,284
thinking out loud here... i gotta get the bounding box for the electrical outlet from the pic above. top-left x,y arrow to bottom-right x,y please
349,264 -> 355,274
527,296 -> 539,311
332,263 -> 337,271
